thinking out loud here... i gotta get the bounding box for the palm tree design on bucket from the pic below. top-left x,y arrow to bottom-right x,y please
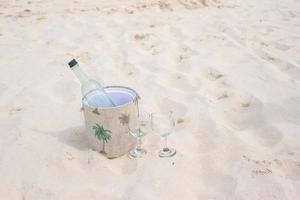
93,108 -> 100,115
133,95 -> 141,116
92,108 -> 101,115
92,123 -> 112,154
133,95 -> 141,105
119,113 -> 130,125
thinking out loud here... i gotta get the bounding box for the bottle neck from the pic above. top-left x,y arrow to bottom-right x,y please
71,64 -> 89,84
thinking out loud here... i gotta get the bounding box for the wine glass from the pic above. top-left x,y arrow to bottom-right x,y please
128,111 -> 151,158
151,112 -> 176,157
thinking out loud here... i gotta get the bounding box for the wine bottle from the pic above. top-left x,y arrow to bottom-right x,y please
68,59 -> 116,108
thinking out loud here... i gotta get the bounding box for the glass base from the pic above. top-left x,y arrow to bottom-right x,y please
129,148 -> 147,158
159,147 -> 176,158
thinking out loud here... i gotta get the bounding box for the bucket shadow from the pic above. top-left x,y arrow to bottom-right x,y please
33,127 -> 139,174
32,126 -> 89,151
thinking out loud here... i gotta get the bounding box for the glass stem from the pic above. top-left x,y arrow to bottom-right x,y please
164,137 -> 169,150
136,137 -> 142,150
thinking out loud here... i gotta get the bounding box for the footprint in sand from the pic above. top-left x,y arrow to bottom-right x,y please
201,68 -> 266,132
248,150 -> 299,180
154,98 -> 189,129
170,27 -> 199,73
133,33 -> 161,55
253,48 -> 300,81
156,98 -> 188,115
175,113 -> 197,132
124,64 -> 141,78
111,48 -> 142,77
205,68 -> 224,81
177,0 -> 206,9
201,67 -> 231,103
76,52 -> 94,63
215,95 -> 266,131
203,81 -> 231,104
36,16 -> 47,21
242,154 -> 273,173
162,72 -> 200,92
241,154 -> 300,181
136,27 -> 195,75
274,159 -> 300,180
157,1 -> 174,11
133,27 -> 191,75
178,0 -> 223,9
175,43 -> 200,73
175,53 -> 192,73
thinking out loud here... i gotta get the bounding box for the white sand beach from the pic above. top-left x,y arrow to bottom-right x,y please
0,0 -> 300,199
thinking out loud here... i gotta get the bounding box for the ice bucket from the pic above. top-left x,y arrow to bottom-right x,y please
82,86 -> 139,158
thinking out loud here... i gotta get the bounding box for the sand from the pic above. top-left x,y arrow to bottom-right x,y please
0,0 -> 300,199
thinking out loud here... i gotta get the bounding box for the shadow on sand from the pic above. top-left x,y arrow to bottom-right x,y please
33,126 -> 89,151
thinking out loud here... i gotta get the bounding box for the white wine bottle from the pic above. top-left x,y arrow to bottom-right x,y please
68,59 -> 116,108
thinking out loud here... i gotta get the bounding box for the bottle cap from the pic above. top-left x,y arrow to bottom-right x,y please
68,59 -> 78,68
